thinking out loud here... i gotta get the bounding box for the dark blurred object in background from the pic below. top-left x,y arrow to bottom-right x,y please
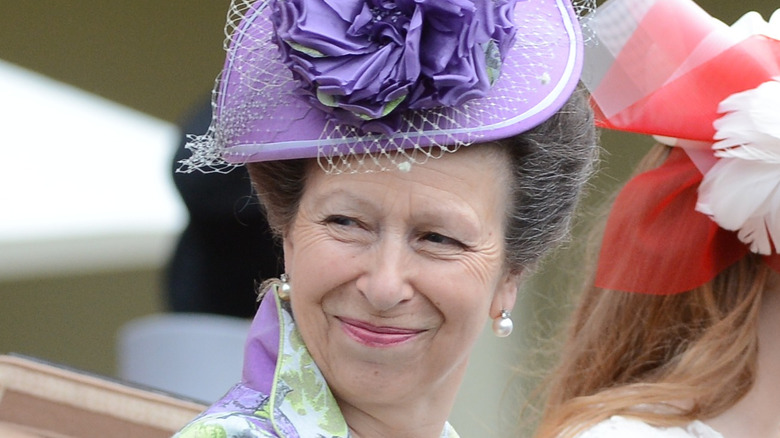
166,98 -> 282,318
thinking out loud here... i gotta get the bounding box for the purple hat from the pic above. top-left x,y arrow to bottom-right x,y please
183,0 -> 589,172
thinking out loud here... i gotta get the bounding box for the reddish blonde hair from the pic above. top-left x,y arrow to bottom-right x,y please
534,145 -> 767,438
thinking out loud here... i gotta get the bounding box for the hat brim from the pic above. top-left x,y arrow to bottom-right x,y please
215,0 -> 584,163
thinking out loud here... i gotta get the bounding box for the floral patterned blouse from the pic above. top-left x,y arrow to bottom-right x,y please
173,287 -> 459,438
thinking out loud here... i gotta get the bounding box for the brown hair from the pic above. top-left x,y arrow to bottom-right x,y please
534,145 -> 766,438
247,85 -> 598,274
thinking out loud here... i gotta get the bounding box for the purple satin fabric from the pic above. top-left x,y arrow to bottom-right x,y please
272,0 -> 517,131
242,291 -> 280,394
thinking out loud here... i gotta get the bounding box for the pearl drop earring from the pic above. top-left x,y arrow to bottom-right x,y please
492,310 -> 513,337
278,273 -> 291,301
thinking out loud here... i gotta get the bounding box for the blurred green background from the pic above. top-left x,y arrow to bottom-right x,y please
1,0 -> 776,436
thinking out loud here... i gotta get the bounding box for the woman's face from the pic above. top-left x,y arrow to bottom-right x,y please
283,146 -> 519,411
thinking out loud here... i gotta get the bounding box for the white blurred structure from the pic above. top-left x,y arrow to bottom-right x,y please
117,313 -> 250,403
0,59 -> 186,279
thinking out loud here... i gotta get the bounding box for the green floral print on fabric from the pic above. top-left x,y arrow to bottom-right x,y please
271,293 -> 349,437
176,413 -> 275,438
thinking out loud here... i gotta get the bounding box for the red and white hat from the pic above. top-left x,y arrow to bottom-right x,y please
583,0 -> 780,294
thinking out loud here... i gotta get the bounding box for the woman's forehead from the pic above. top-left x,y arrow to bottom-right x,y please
301,147 -> 510,223
306,146 -> 509,193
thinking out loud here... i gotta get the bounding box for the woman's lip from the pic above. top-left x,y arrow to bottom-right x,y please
337,317 -> 424,347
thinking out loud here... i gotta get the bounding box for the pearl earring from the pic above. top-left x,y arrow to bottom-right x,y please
492,310 -> 513,338
278,273 -> 291,301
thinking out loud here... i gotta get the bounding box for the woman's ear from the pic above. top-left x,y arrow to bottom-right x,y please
490,271 -> 520,319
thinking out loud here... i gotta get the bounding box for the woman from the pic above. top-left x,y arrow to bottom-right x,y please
536,0 -> 780,437
174,0 -> 598,436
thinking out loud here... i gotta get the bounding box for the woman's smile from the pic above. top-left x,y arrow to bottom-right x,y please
337,316 -> 426,347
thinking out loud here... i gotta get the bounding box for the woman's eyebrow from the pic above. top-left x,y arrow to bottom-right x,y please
309,187 -> 379,212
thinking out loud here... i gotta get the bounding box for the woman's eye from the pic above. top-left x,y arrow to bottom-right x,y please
322,215 -> 373,244
324,215 -> 358,227
422,232 -> 464,248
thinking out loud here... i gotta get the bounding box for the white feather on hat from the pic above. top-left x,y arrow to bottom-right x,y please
697,77 -> 780,254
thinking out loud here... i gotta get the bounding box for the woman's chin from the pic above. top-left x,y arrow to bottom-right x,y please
330,364 -> 430,407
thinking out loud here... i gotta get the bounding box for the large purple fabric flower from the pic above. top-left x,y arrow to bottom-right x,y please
271,0 -> 517,133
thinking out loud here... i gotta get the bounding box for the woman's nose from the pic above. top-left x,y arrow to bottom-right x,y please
355,237 -> 414,312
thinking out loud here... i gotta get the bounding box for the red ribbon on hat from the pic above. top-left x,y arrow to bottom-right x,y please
595,148 -> 749,294
586,0 -> 780,294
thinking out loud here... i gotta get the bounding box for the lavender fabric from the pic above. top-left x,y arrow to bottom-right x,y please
271,0 -> 518,132
241,289 -> 280,394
